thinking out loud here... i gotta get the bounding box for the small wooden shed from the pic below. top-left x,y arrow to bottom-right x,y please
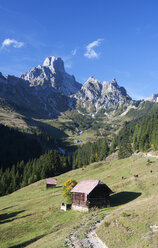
71,180 -> 113,212
45,178 -> 57,189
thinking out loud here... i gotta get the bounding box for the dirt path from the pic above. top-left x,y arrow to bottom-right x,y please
86,225 -> 108,248
144,153 -> 158,158
133,152 -> 158,159
65,214 -> 108,248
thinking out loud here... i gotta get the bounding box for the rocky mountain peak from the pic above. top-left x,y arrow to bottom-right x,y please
43,56 -> 65,73
84,77 -> 101,87
21,56 -> 81,96
74,77 -> 132,114
86,76 -> 99,82
111,78 -> 118,86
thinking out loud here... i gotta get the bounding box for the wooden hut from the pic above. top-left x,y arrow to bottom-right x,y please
71,180 -> 113,212
45,178 -> 57,189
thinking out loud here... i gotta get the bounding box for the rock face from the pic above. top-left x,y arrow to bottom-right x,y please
146,94 -> 158,103
0,72 -> 6,82
0,57 -> 82,118
0,56 -> 134,119
0,74 -> 73,119
74,77 -> 132,113
21,56 -> 81,96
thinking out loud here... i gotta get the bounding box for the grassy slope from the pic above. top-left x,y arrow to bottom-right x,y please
97,155 -> 158,248
1,100 -> 158,148
0,154 -> 158,248
0,101 -> 130,147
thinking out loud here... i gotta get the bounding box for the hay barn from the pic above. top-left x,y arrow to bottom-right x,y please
45,178 -> 57,189
71,180 -> 113,212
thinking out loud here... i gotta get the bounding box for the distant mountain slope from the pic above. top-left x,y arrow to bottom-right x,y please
0,124 -> 42,170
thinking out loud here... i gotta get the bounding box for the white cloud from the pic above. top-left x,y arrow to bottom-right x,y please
84,38 -> 103,59
71,49 -> 77,56
1,38 -> 24,49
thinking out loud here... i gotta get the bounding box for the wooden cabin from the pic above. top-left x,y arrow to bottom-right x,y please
71,180 -> 113,212
45,178 -> 57,189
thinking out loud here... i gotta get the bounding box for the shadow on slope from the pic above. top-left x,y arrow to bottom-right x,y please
0,210 -> 25,224
0,205 -> 16,211
8,234 -> 46,248
110,191 -> 141,207
23,116 -> 68,139
8,90 -> 77,120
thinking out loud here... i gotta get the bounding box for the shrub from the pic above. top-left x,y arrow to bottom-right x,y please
62,179 -> 77,204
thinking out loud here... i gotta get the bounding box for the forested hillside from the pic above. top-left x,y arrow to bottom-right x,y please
0,150 -> 71,196
72,138 -> 109,168
0,124 -> 72,196
0,123 -> 112,196
0,124 -> 42,170
2,110 -> 158,196
117,111 -> 158,158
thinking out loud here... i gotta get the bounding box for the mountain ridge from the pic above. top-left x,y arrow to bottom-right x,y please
0,56 -> 136,120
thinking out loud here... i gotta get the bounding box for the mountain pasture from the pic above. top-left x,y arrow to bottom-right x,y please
0,154 -> 158,247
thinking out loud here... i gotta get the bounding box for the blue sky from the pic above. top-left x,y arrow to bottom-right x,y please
1,0 -> 158,99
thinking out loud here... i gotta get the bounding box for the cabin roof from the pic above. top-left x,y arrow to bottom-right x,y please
71,180 -> 112,195
45,178 -> 57,185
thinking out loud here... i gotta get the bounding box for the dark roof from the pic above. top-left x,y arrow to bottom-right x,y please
71,180 -> 112,195
45,178 -> 57,185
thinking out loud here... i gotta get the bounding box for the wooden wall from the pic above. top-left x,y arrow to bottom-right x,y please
46,184 -> 56,189
72,184 -> 110,208
72,192 -> 86,206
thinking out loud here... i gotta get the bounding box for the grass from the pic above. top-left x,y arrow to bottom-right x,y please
0,154 -> 158,247
0,181 -> 85,248
0,107 -> 30,131
0,101 -> 134,151
0,101 -> 126,147
96,155 -> 158,248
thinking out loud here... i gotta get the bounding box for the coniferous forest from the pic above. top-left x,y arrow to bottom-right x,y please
117,111 -> 158,158
0,124 -> 42,170
0,124 -> 110,196
1,111 -> 158,196
0,124 -> 72,196
0,150 -> 70,196
72,138 -> 109,169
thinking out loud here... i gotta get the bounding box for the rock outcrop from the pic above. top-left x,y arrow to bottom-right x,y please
74,77 -> 132,113
21,56 -> 81,96
146,94 -> 158,103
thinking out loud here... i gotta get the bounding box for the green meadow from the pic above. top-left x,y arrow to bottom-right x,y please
0,154 -> 158,247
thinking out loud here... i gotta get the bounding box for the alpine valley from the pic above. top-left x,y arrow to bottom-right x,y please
1,56 -> 158,248
1,55 -> 158,175
0,56 -> 158,148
